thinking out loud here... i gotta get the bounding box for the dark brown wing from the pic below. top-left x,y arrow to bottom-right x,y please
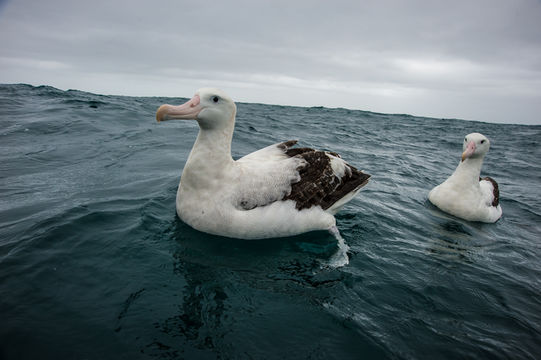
283,144 -> 370,210
480,176 -> 500,207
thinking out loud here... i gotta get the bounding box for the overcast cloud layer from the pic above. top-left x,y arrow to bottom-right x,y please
1,0 -> 540,124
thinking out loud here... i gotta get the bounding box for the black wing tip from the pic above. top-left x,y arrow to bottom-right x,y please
355,171 -> 371,186
319,172 -> 370,210
342,167 -> 371,190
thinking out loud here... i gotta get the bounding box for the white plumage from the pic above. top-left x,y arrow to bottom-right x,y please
156,88 -> 370,239
429,132 -> 502,223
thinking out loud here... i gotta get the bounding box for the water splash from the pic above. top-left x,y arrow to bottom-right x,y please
328,225 -> 350,267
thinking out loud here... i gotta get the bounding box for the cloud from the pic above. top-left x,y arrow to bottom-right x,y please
0,0 -> 540,124
0,56 -> 72,71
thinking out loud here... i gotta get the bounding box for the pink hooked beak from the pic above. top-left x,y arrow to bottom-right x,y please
156,94 -> 201,122
461,141 -> 476,162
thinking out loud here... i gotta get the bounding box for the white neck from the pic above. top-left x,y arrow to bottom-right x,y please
450,156 -> 484,185
181,116 -> 235,190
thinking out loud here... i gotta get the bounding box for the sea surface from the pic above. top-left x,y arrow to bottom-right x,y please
1,84 -> 540,359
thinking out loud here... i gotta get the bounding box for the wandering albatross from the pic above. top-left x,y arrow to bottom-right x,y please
428,132 -> 502,223
156,88 -> 370,239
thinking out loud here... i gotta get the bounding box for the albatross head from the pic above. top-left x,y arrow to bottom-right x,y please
461,132 -> 490,162
156,88 -> 236,130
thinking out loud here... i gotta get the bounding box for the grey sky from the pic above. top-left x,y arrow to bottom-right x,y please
1,0 -> 540,124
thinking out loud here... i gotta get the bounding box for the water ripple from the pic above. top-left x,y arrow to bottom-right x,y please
1,84 -> 540,359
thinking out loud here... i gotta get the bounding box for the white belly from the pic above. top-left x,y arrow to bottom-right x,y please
176,184 -> 335,239
429,183 -> 502,223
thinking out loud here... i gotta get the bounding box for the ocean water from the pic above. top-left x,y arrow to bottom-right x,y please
0,83 -> 540,359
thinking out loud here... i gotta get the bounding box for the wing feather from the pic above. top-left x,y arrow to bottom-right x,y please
233,140 -> 370,211
479,176 -> 500,207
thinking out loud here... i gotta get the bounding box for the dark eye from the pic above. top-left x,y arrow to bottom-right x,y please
480,140 -> 486,144
464,138 -> 467,142
212,96 -> 219,103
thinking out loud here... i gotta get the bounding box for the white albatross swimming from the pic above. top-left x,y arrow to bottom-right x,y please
156,88 -> 370,239
428,132 -> 502,223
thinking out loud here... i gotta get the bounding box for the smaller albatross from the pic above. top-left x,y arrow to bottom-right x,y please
156,88 -> 370,239
428,132 -> 502,223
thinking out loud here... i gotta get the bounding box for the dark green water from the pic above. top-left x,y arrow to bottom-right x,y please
1,84 -> 540,359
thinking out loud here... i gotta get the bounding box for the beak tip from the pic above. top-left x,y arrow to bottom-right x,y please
156,104 -> 167,122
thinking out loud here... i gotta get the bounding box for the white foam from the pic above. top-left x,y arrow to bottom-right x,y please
327,225 -> 350,268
